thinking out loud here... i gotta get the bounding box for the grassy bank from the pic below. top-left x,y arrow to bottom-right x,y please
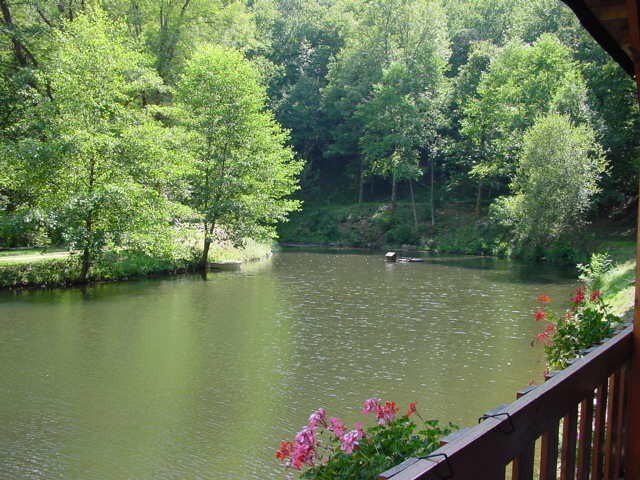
278,202 -> 502,251
0,239 -> 272,289
595,241 -> 636,318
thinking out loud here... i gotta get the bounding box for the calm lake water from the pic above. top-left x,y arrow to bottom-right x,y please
0,250 -> 577,479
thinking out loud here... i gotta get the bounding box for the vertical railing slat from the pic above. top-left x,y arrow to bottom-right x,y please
560,407 -> 578,480
541,421 -> 560,480
592,383 -> 608,479
604,372 -> 620,479
513,441 -> 535,480
613,366 -> 627,479
576,395 -> 594,480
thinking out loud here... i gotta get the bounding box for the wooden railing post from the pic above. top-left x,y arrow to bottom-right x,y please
625,1 -> 640,477
623,3 -> 640,479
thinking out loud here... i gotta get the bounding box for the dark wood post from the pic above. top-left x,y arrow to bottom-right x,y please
626,3 -> 640,479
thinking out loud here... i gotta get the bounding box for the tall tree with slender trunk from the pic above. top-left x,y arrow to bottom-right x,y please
175,45 -> 303,277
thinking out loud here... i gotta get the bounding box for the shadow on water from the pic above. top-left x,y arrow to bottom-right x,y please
281,246 -> 577,285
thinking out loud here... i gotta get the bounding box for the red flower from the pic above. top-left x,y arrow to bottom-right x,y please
536,324 -> 555,344
534,308 -> 547,321
276,441 -> 293,461
590,290 -> 601,301
537,295 -> 551,303
536,331 -> 550,342
375,401 -> 399,425
406,402 -> 417,417
572,287 -> 585,304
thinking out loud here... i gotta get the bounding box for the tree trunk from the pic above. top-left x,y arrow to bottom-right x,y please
0,0 -> 36,67
430,159 -> 435,226
409,179 -> 418,228
80,247 -> 91,284
157,0 -> 192,80
475,180 -> 483,217
79,214 -> 93,283
79,157 -> 96,284
201,236 -> 211,279
200,221 -> 216,279
390,170 -> 397,212
358,168 -> 364,204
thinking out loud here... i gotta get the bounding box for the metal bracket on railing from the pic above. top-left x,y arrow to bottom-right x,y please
478,411 -> 515,434
418,453 -> 454,480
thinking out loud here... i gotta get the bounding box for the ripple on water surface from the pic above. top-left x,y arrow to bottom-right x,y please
0,251 -> 576,479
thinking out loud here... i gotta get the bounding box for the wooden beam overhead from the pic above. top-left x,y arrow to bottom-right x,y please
593,3 -> 628,21
562,0 -> 635,75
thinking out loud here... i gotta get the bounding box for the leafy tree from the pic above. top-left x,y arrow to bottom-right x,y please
323,0 -> 450,207
445,0 -> 518,72
492,114 -> 606,251
266,0 -> 345,173
462,34 -> 592,192
175,45 -> 303,275
451,40 -> 499,215
29,11 -> 175,281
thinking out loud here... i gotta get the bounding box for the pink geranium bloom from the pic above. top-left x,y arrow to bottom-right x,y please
291,443 -> 315,470
340,429 -> 364,454
590,290 -> 601,301
328,417 -> 346,437
295,426 -> 315,446
307,408 -> 326,428
361,398 -> 380,415
291,426 -> 317,469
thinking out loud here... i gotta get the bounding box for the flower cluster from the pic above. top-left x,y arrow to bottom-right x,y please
276,399 -> 421,473
532,287 -> 622,370
361,398 -> 401,425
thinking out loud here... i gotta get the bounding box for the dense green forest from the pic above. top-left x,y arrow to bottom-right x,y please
1,0 -> 639,284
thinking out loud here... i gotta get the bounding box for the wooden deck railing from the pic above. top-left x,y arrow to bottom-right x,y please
379,325 -> 634,480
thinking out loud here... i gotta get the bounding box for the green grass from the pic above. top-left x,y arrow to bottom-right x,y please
208,239 -> 273,263
0,240 -> 273,289
0,247 -> 67,261
589,239 -> 636,318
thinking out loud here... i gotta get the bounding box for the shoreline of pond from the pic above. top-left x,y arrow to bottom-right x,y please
0,243 -> 273,291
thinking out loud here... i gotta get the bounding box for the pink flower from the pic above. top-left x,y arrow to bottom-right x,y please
537,295 -> 551,303
328,417 -> 346,437
361,398 -> 380,415
354,422 -> 364,435
406,402 -> 417,417
290,427 -> 316,469
307,408 -> 326,428
340,428 -> 364,454
590,290 -> 601,301
295,426 -> 316,448
291,442 -> 315,470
